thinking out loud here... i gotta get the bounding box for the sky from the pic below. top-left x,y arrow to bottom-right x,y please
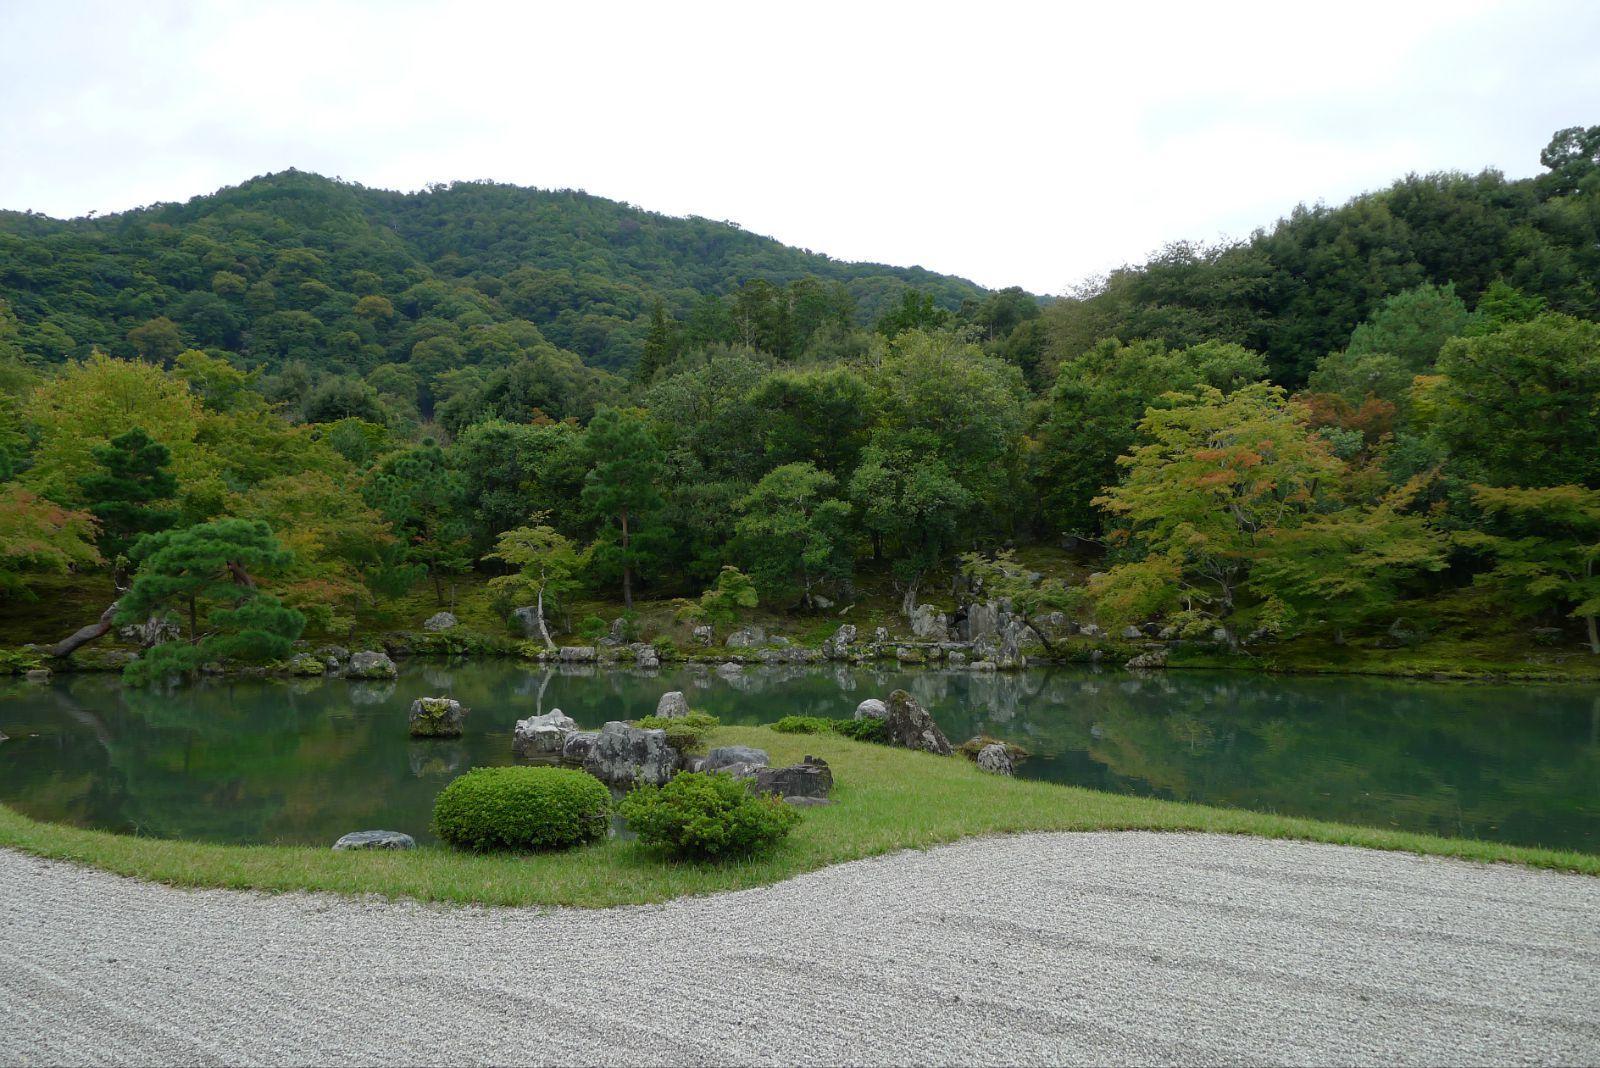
1,0 -> 1597,295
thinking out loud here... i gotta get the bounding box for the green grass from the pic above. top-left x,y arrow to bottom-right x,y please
1,726 -> 1594,908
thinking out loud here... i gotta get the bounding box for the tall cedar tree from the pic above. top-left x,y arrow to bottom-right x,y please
579,407 -> 664,609
79,427 -> 178,579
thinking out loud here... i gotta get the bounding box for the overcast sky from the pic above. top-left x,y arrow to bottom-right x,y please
2,0 -> 1596,294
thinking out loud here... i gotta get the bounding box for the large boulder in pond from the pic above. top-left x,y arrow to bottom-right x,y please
753,755 -> 833,799
409,697 -> 467,738
656,691 -> 691,719
423,611 -> 458,632
513,709 -> 577,757
584,721 -> 679,787
332,830 -> 415,851
882,689 -> 952,755
346,650 -> 398,679
561,729 -> 599,765
703,745 -> 768,772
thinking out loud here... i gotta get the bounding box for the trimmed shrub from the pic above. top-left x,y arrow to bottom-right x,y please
631,711 -> 719,752
619,771 -> 800,860
433,766 -> 612,852
771,714 -> 887,744
956,734 -> 1029,763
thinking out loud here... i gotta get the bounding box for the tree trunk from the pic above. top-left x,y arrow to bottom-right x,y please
431,565 -> 444,606
50,602 -> 120,658
900,574 -> 921,619
620,507 -> 633,610
187,595 -> 198,641
1586,614 -> 1598,655
536,586 -> 555,650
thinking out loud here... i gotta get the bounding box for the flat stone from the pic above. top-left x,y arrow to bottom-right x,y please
703,746 -> 768,772
332,830 -> 415,851
754,756 -> 833,799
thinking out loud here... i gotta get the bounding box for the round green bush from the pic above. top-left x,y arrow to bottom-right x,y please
619,771 -> 801,860
630,711 -> 719,752
433,766 -> 612,852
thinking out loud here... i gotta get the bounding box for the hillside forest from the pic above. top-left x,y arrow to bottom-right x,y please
1,125 -> 1599,679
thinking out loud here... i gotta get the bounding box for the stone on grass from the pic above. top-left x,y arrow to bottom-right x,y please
854,698 -> 888,720
882,689 -> 953,756
584,721 -> 679,787
409,697 -> 468,738
423,612 -> 458,632
333,830 -> 415,851
561,730 -> 599,765
754,755 -> 833,799
346,650 -> 397,679
975,743 -> 1014,776
656,691 -> 691,719
513,709 -> 577,756
702,745 -> 768,772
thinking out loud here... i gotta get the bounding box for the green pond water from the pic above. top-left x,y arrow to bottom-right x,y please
0,662 -> 1596,852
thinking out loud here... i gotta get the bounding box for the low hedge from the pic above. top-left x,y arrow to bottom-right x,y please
619,771 -> 800,860
631,712 -> 719,752
772,714 -> 887,744
433,766 -> 612,852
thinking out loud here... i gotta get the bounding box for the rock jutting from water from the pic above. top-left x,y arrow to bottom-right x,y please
656,691 -> 691,718
583,721 -> 679,787
513,709 -> 577,756
408,697 -> 468,738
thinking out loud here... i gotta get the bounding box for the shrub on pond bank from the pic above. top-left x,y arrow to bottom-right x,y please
433,766 -> 611,852
631,711 -> 719,752
620,771 -> 800,860
772,714 -> 887,744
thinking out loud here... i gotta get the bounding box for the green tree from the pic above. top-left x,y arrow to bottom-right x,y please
1431,314 -> 1600,488
364,444 -> 471,605
0,486 -> 100,598
637,300 -> 680,383
734,463 -> 853,608
848,431 -> 973,614
117,518 -> 293,641
690,565 -> 759,629
579,407 -> 665,608
875,290 -> 951,337
485,519 -> 588,649
1461,484 -> 1600,653
78,428 -> 178,579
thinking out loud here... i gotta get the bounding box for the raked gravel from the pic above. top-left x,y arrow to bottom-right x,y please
2,831 -> 1598,1067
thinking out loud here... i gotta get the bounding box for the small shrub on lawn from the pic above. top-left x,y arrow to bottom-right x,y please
619,771 -> 801,860
631,711 -> 719,752
772,714 -> 887,744
433,766 -> 612,852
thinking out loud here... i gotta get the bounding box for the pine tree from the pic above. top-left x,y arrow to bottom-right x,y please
637,300 -> 678,383
79,427 -> 178,582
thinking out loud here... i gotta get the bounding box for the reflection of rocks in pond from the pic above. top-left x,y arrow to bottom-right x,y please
831,666 -> 857,691
283,676 -> 330,697
555,663 -> 598,678
348,681 -> 397,706
409,742 -> 467,778
907,673 -> 949,708
421,669 -> 454,691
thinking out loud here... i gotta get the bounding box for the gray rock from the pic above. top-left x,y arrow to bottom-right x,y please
821,623 -> 857,660
910,604 -> 948,640
1079,623 -> 1103,639
754,756 -> 833,799
510,606 -> 544,639
332,830 -> 415,851
724,626 -> 766,648
560,730 -> 599,764
409,697 -> 467,738
23,668 -> 50,683
584,721 -> 680,787
975,743 -> 1014,776
423,611 -> 458,632
947,651 -> 968,667
1122,625 -> 1144,640
513,709 -> 577,756
692,625 -> 715,646
713,761 -> 765,781
854,698 -> 888,720
0,730 -> 8,743
969,660 -> 997,672
1126,649 -> 1169,670
656,691 -> 691,718
286,653 -> 326,677
873,627 -> 890,644
346,650 -> 398,679
965,601 -> 1001,641
882,689 -> 953,755
703,745 -> 768,772
715,662 -> 744,679
598,617 -> 628,647
558,645 -> 597,663
635,646 -> 660,670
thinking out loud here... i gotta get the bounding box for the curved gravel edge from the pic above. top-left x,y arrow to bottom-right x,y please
3,830 -> 1599,1066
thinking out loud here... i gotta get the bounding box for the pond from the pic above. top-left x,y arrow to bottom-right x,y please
0,662 -> 1596,852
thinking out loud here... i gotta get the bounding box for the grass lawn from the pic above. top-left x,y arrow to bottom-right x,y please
2,725 -> 1595,908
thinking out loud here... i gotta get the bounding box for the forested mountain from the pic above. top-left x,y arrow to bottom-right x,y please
3,127 -> 1600,679
0,168 -> 987,380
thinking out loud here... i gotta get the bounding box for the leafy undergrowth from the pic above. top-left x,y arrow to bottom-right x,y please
1,726 -> 1594,909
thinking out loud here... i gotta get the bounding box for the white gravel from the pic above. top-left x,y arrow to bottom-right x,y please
2,832 -> 1597,1067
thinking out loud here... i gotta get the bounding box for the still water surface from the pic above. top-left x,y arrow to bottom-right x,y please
0,662 -> 1595,851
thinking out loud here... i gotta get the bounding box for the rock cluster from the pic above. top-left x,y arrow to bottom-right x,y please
512,709 -> 577,756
